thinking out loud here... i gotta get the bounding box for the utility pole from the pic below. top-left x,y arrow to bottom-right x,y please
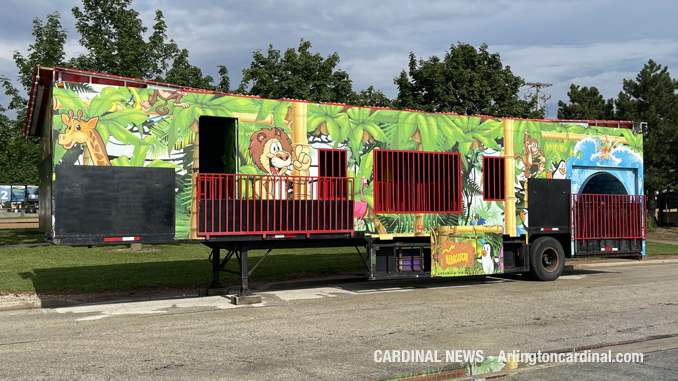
525,82 -> 552,112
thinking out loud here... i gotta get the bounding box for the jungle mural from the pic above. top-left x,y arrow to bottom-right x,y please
51,83 -> 643,276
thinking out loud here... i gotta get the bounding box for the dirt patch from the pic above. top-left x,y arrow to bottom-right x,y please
648,227 -> 678,242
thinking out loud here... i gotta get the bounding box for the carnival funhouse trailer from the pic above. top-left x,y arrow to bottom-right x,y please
25,67 -> 646,296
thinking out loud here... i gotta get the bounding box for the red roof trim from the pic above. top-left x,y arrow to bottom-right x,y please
50,67 -> 637,127
24,67 -> 54,137
23,66 -> 40,137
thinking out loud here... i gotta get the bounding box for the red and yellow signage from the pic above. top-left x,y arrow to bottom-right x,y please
438,240 -> 476,270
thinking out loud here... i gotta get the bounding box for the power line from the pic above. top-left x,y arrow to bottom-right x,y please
525,82 -> 552,113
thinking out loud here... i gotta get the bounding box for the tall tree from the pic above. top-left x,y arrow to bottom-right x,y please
237,40 -> 354,103
0,79 -> 40,184
69,0 -> 179,80
394,43 -> 542,118
13,11 -> 68,92
164,49 -> 214,89
615,60 -> 678,200
215,65 -> 230,93
557,84 -> 615,120
348,86 -> 392,108
1,11 -> 68,184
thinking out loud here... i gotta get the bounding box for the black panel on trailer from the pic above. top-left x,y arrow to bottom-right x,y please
54,165 -> 175,241
527,178 -> 571,232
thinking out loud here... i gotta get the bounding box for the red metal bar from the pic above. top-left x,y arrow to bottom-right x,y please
571,194 -> 645,242
197,173 -> 354,237
370,150 -> 461,214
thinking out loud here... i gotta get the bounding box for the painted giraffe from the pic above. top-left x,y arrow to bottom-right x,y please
58,110 -> 111,166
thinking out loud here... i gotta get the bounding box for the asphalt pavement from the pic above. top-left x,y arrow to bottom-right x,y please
0,262 -> 677,380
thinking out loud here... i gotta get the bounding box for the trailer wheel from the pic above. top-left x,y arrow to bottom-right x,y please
529,236 -> 565,281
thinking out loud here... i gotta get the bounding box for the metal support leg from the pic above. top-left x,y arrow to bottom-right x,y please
210,248 -> 224,289
239,246 -> 251,296
367,243 -> 375,280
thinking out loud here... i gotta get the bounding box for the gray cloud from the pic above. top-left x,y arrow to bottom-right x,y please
2,0 -> 677,119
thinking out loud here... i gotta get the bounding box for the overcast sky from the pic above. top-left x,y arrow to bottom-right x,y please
1,0 -> 677,118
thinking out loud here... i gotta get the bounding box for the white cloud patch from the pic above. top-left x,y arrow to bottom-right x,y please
496,40 -> 678,116
2,0 -> 678,120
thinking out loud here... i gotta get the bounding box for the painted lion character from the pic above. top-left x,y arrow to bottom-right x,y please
514,132 -> 546,178
248,128 -> 311,199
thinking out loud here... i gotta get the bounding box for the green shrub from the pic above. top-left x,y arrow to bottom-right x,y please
647,214 -> 658,233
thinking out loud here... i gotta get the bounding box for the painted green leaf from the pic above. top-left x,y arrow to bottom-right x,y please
352,126 -> 364,142
363,123 -> 387,141
370,109 -> 400,124
326,118 -> 339,143
100,108 -> 148,126
88,87 -> 130,117
362,186 -> 374,209
273,102 -> 291,127
53,142 -> 66,166
307,115 -> 324,132
53,114 -> 66,133
97,121 -> 110,145
396,113 -> 417,148
54,88 -> 90,117
359,148 -> 375,180
146,160 -> 182,169
214,107 -> 235,118
335,113 -> 351,142
475,133 -> 501,151
111,155 -> 131,166
105,122 -> 150,146
254,100 -> 277,122
130,145 -> 150,167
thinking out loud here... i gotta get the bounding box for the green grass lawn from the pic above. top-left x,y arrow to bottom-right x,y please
0,230 -> 365,294
645,241 -> 678,256
0,230 -> 45,246
0,230 -> 676,294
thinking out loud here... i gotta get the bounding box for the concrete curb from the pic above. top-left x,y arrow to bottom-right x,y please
0,298 -> 78,311
570,258 -> 678,269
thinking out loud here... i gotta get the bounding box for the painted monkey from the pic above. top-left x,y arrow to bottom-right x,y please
141,90 -> 190,115
514,132 -> 545,178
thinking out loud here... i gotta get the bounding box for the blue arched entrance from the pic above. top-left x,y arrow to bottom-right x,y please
580,172 -> 628,195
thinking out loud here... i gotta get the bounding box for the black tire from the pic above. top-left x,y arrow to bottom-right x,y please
529,236 -> 565,281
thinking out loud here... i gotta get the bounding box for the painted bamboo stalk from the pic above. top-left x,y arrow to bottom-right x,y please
290,102 -> 309,199
504,119 -> 518,237
440,225 -> 503,235
231,112 -> 290,126
188,120 -> 200,240
541,132 -> 628,145
412,130 -> 424,236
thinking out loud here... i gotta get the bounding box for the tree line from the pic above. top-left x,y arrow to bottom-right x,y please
1,0 -> 676,212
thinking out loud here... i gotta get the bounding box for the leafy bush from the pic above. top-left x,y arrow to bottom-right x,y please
647,215 -> 658,233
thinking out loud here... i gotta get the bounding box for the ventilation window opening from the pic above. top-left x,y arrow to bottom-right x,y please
483,156 -> 505,201
374,150 -> 461,213
318,149 -> 348,199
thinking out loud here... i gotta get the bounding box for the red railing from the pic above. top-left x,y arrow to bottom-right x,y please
197,173 -> 354,238
571,194 -> 646,242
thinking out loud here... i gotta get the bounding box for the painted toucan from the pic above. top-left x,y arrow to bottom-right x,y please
519,209 -> 528,228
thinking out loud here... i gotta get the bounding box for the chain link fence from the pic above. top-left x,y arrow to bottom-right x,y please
0,208 -> 39,229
